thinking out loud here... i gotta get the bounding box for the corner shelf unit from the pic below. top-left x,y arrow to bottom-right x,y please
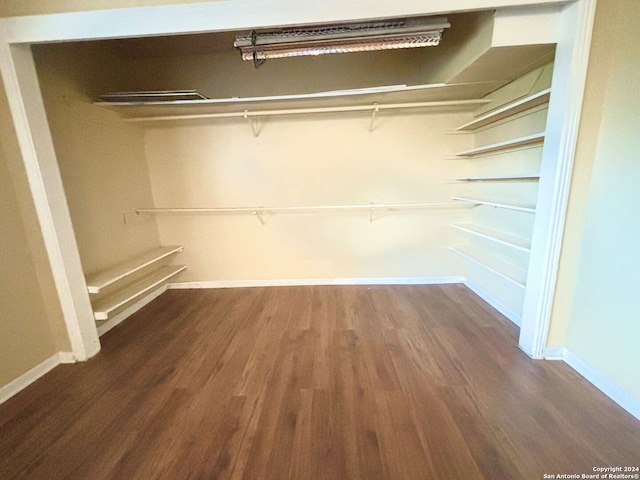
452,132 -> 545,158
454,88 -> 551,132
85,245 -> 185,328
448,82 -> 550,324
450,223 -> 531,253
450,246 -> 526,289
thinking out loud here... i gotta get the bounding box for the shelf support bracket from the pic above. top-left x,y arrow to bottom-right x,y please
369,104 -> 379,133
252,210 -> 267,225
244,110 -> 260,137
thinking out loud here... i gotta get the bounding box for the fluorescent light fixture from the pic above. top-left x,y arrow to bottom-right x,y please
234,17 -> 450,67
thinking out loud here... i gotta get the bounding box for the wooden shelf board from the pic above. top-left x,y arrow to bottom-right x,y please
451,223 -> 531,252
452,196 -> 536,213
92,265 -> 186,321
450,246 -> 526,289
455,88 -> 551,132
454,173 -> 540,182
453,133 -> 545,157
86,245 -> 183,294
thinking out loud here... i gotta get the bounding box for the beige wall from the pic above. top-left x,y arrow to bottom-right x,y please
550,0 -> 640,399
145,110 -> 473,282
33,43 -> 161,276
0,83 -> 67,387
122,49 -> 437,100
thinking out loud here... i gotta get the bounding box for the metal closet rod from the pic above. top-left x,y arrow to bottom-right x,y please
122,99 -> 490,123
136,202 -> 467,214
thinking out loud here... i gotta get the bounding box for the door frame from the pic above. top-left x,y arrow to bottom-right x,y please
0,0 -> 595,360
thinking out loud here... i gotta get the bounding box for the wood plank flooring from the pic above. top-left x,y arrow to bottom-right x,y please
1,285 -> 639,479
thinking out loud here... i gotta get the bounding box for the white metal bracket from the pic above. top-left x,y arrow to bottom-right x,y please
252,209 -> 267,225
368,104 -> 379,132
244,110 -> 260,137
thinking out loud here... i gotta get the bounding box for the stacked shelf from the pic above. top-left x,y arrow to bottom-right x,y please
86,245 -> 184,294
454,173 -> 540,182
449,246 -> 527,289
85,245 -> 185,330
450,87 -> 551,319
450,223 -> 531,253
454,88 -> 551,132
452,132 -> 545,158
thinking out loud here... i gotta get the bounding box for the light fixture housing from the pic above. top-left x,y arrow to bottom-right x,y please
234,17 -> 450,67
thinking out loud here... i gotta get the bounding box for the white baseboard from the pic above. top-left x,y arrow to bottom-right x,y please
57,351 -> 77,363
169,276 -> 464,289
462,279 -> 522,326
562,349 -> 640,421
96,285 -> 168,336
542,346 -> 567,360
0,354 -> 60,405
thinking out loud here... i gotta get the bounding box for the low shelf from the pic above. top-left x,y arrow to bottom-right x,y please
92,265 -> 186,321
85,245 -> 183,294
450,246 -> 526,289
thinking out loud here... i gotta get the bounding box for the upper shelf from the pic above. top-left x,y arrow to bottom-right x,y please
452,132 -> 545,158
94,83 -> 493,122
455,88 -> 551,132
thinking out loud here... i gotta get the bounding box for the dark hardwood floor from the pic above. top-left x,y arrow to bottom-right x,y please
1,284 -> 639,479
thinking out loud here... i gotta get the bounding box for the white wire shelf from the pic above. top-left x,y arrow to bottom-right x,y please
136,202 -> 469,215
454,173 -> 540,182
450,246 -> 527,289
450,224 -> 531,253
115,99 -> 490,123
455,88 -> 551,132
95,82 -> 494,121
452,196 -> 536,213
452,133 -> 545,158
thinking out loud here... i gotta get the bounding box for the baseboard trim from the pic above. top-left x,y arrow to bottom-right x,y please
0,354 -> 61,405
562,349 -> 640,421
57,351 -> 77,364
542,346 -> 567,360
169,276 -> 464,290
462,279 -> 522,326
96,285 -> 169,336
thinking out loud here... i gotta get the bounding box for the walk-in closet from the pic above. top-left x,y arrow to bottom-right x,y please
31,5 -> 560,345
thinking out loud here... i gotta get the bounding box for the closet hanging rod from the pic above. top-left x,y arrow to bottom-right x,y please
136,202 -> 468,214
121,99 -> 491,123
